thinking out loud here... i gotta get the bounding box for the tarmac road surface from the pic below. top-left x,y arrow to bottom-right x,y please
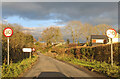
23,53 -> 105,79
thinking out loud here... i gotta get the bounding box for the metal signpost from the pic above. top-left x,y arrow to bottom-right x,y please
3,27 -> 13,65
22,48 -> 32,59
106,28 -> 117,66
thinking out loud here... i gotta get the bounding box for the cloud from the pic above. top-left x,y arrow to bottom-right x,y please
2,2 -> 118,25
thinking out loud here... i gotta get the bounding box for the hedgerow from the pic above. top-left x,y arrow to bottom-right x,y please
55,54 -> 120,78
66,43 -> 120,65
45,43 -> 120,78
2,55 -> 38,78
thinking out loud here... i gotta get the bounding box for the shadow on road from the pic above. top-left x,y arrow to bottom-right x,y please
33,72 -> 70,79
38,72 -> 66,77
32,72 -> 108,79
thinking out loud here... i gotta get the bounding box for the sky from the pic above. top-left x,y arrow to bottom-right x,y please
2,2 -> 118,28
1,0 -> 120,2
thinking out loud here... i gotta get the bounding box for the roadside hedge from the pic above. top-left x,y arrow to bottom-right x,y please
2,24 -> 34,63
66,43 -> 120,65
2,55 -> 38,78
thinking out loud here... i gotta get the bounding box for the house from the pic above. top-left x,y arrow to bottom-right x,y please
90,35 -> 108,46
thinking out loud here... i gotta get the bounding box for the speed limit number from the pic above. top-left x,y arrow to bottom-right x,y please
3,27 -> 13,37
106,28 -> 117,38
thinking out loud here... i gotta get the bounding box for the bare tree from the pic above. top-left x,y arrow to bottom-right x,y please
41,26 -> 63,46
38,37 -> 42,42
80,23 -> 95,43
65,21 -> 83,43
94,24 -> 112,35
80,23 -> 112,41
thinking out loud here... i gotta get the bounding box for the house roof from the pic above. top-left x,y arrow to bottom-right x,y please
91,35 -> 108,39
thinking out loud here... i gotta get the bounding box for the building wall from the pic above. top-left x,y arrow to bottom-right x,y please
91,35 -> 108,46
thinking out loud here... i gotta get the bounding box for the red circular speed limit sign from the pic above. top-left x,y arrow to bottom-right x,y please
3,27 -> 13,37
106,28 -> 117,38
32,48 -> 36,52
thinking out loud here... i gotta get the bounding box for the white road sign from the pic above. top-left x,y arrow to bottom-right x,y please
32,48 -> 36,52
22,48 -> 32,52
106,28 -> 117,38
3,27 -> 13,37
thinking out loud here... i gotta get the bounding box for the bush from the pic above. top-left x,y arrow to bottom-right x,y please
55,54 -> 120,78
66,39 -> 70,44
2,55 -> 38,77
2,24 -> 34,63
66,43 -> 120,65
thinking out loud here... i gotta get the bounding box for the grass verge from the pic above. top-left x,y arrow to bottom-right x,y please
2,55 -> 38,78
44,52 -> 120,79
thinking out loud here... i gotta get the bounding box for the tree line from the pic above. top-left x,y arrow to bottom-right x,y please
41,21 -> 112,45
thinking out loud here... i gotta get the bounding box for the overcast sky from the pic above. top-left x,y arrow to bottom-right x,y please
1,0 -> 120,2
2,2 -> 118,28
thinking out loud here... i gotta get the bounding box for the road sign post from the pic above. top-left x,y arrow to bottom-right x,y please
3,27 -> 13,65
106,28 -> 117,66
30,52 -> 31,59
110,38 -> 113,66
22,48 -> 32,59
7,37 -> 9,65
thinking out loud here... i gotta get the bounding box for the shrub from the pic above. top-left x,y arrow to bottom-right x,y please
66,39 -> 70,44
55,53 -> 120,78
66,43 -> 120,65
2,55 -> 38,78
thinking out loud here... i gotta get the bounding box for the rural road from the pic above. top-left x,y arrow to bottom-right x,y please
23,53 -> 105,79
